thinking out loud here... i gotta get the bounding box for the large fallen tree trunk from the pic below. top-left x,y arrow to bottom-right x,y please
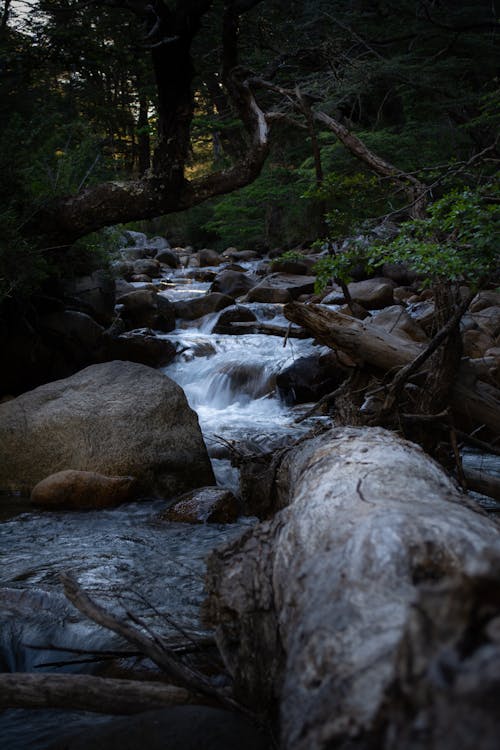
204,426 -> 500,750
284,301 -> 500,434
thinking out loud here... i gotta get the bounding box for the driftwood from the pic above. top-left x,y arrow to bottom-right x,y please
204,426 -> 500,750
0,673 -> 192,714
284,301 -> 500,434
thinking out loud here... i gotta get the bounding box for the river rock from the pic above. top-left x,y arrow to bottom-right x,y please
63,270 -> 115,326
110,260 -> 134,280
174,293 -> 234,321
367,305 -> 429,343
161,487 -> 239,524
276,351 -> 348,404
270,257 -> 315,275
0,361 -> 214,497
31,469 -> 137,510
463,329 -> 495,358
204,426 -> 500,750
381,262 -> 418,286
246,274 -> 315,303
50,706 -> 270,750
114,278 -> 136,298
132,259 -> 161,278
198,248 -> 224,267
117,290 -> 175,332
155,248 -> 180,268
209,270 -> 256,298
348,277 -> 395,309
471,306 -> 500,339
222,248 -> 259,261
212,305 -> 257,334
106,331 -> 176,367
470,290 -> 500,313
184,268 -> 218,283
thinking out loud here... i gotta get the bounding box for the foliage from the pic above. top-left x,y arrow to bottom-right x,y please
313,186 -> 500,291
0,212 -> 49,305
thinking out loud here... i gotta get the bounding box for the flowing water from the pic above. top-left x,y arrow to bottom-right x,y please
2,234 -> 498,747
0,239 -> 326,748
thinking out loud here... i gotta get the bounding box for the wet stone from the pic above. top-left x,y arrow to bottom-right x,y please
160,487 -> 239,524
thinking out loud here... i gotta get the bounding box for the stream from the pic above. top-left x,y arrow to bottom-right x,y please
0,244 -> 326,748
1,235 -> 498,748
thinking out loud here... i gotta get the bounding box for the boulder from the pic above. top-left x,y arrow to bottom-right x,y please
161,487 -> 239,524
114,278 -> 136,298
471,306 -> 500,339
246,274 -> 315,303
348,277 -> 395,309
0,361 -> 214,497
117,290 -> 175,332
381,262 -> 418,286
204,427 -> 500,750
209,270 -> 256,298
463,329 -> 495,358
130,274 -> 153,283
212,305 -> 257,334
246,286 -> 292,304
106,331 -> 177,367
174,293 -> 234,321
222,248 -> 259,261
63,270 -> 115,326
276,351 -> 348,404
470,290 -> 500,313
40,310 -> 104,351
155,248 -> 180,268
31,469 -> 137,510
367,305 -> 429,343
198,248 -> 224,267
270,257 -> 315,275
132,259 -> 161,278
110,260 -> 134,280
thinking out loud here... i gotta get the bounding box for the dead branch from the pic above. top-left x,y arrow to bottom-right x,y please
0,673 -> 192,714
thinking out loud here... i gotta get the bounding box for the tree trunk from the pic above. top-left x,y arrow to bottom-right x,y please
204,426 -> 500,750
284,301 -> 500,434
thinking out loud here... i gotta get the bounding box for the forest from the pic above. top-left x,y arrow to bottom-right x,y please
0,1 -> 499,749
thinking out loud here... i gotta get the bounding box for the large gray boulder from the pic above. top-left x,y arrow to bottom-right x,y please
0,361 -> 214,498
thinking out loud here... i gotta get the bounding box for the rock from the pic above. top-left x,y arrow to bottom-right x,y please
246,274 -> 315,303
212,305 -> 257,334
64,270 -> 116,326
110,260 -> 134,280
198,248 -> 224,267
50,706 -> 270,750
470,290 -> 500,313
174,293 -> 234,321
120,246 -> 150,261
184,268 -> 218,283
31,469 -> 137,510
40,310 -> 104,352
367,305 -> 429,343
161,487 -> 239,523
270,257 -> 315,275
114,278 -> 136,298
0,361 -> 214,497
381,262 -> 418,286
393,286 -> 416,304
130,274 -> 152,283
246,286 -> 292,304
209,270 -> 256,298
132,259 -> 161,278
106,331 -> 177,367
408,299 -> 436,331
463,329 -> 495,358
222,248 -> 259,261
348,277 -> 395,309
276,351 -> 348,404
471,306 -> 500,339
204,427 -> 500,750
117,290 -> 175,332
320,283 -> 345,305
155,248 -> 180,268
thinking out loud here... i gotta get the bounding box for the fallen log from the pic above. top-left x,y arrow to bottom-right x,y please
0,673 -> 192,714
226,321 -> 309,338
204,426 -> 500,750
284,302 -> 500,433
463,467 -> 500,502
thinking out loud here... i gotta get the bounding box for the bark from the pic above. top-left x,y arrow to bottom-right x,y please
204,426 -> 500,750
0,673 -> 192,714
284,301 -> 500,434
